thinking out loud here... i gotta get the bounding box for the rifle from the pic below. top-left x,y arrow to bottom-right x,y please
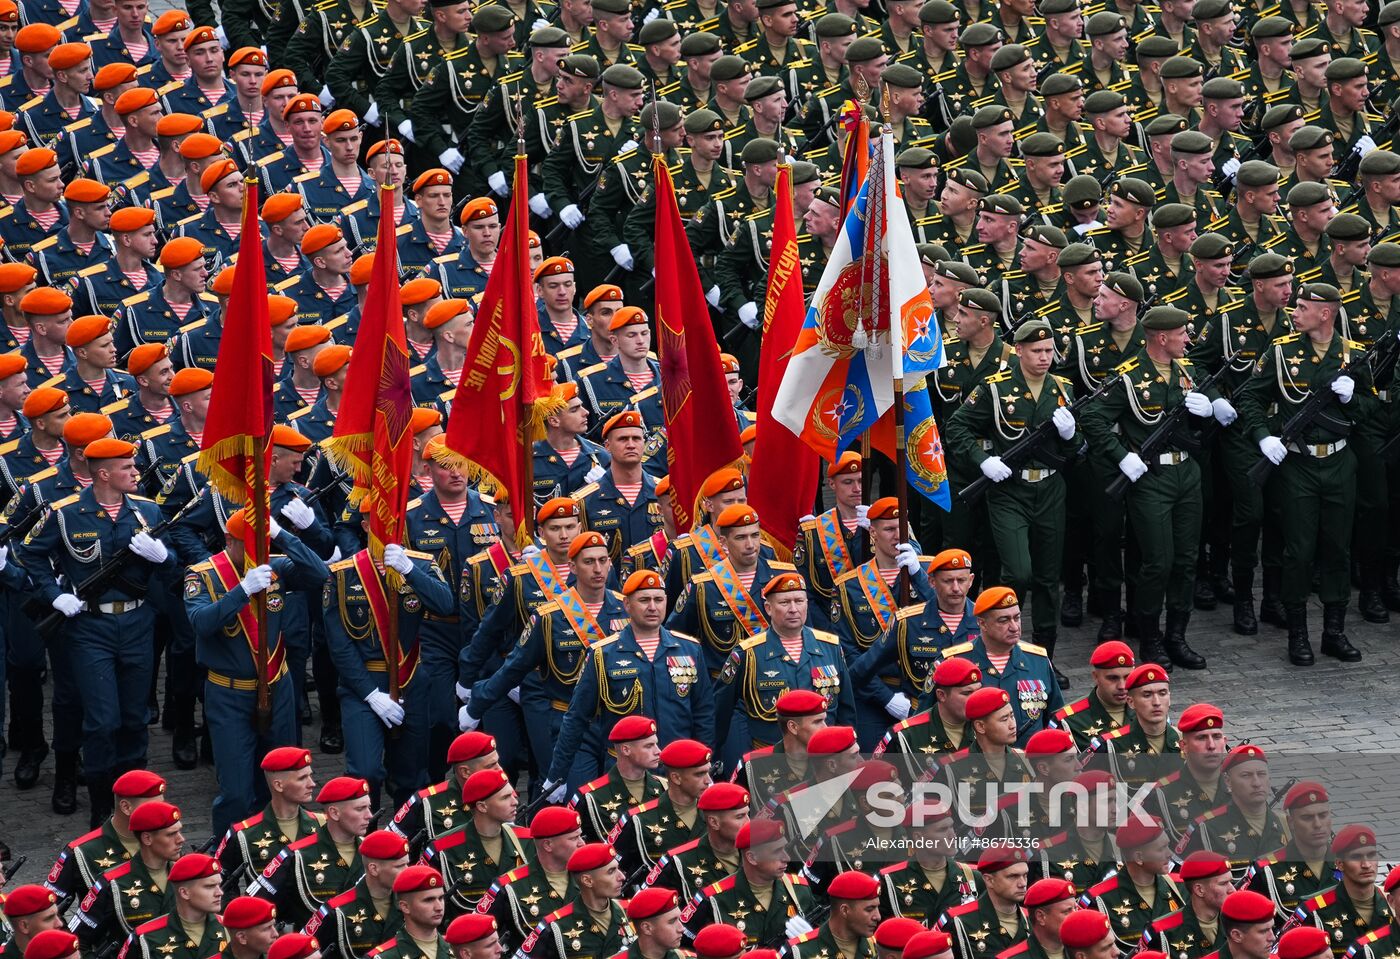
3,855 -> 27,883
1333,111 -> 1400,183
1245,351 -> 1370,485
543,177 -> 602,245
0,499 -> 49,546
301,468 -> 351,509
1106,364 -> 1225,500
30,487 -> 209,639
958,371 -> 1124,504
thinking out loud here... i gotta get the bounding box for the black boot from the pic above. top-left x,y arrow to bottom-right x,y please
1097,601 -> 1125,642
51,751 -> 78,815
1136,615 -> 1172,670
87,776 -> 114,828
1035,629 -> 1070,689
169,694 -> 197,770
1060,590 -> 1083,628
319,724 -> 344,754
1212,551 -> 1235,605
1358,565 -> 1390,624
1193,553 -> 1217,610
1163,611 -> 1207,670
1384,563 -> 1400,612
1320,603 -> 1363,661
13,742 -> 48,790
1286,605 -> 1314,666
1260,567 -> 1287,628
1232,571 -> 1258,636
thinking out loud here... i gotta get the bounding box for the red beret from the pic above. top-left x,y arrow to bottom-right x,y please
807,725 -> 857,755
1178,851 -> 1231,881
1024,728 -> 1075,755
530,806 -> 582,839
775,689 -> 827,717
1221,890 -> 1275,924
1276,927 -> 1331,959
609,715 -> 659,742
904,931 -> 954,959
446,731 -> 496,763
1332,824 -> 1378,857
1283,781 -> 1329,810
2,886 -> 56,918
359,830 -> 410,861
697,782 -> 748,811
444,914 -> 498,946
461,769 -> 512,805
965,686 -> 1011,721
1059,910 -> 1112,949
933,656 -> 982,687
392,865 -> 443,894
1385,865 -> 1400,892
316,776 -> 369,804
828,871 -> 880,901
851,760 -> 899,791
693,925 -> 746,958
566,843 -> 615,873
1125,664 -> 1169,689
660,739 -> 711,769
1024,878 -> 1077,909
876,918 -> 927,951
112,769 -> 166,798
221,896 -> 276,929
267,934 -> 318,959
168,854 -> 220,883
902,802 -> 954,828
1222,744 -> 1266,772
626,887 -> 678,921
129,800 -> 181,833
1115,815 -> 1164,850
976,845 -> 1028,873
1178,703 -> 1224,733
1089,641 -> 1135,669
23,931 -> 77,959
736,817 -> 786,849
261,746 -> 312,771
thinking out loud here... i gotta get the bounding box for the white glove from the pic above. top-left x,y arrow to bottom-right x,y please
507,686 -> 521,704
384,543 -> 413,575
456,682 -> 471,704
365,689 -> 404,727
329,546 -> 342,563
559,204 -> 585,229
738,301 -> 760,329
895,543 -> 921,574
458,705 -> 480,731
1073,220 -> 1103,235
128,530 -> 168,563
706,285 -> 721,307
529,193 -> 552,217
541,779 -> 567,803
1220,156 -> 1241,179
1355,134 -> 1378,156
1052,406 -> 1075,439
854,503 -> 870,529
397,118 -> 415,144
488,171 -> 509,196
439,148 -> 465,174
610,243 -> 634,270
215,24 -> 229,48
980,456 -> 1012,483
1184,391 -> 1213,417
885,691 -> 912,720
268,515 -> 283,539
363,101 -> 380,126
584,463 -> 606,484
799,513 -> 815,523
1212,397 -> 1238,425
0,544 -> 7,570
1260,436 -> 1287,465
1332,374 -> 1355,404
1118,452 -> 1148,482
532,16 -> 550,29
240,564 -> 273,596
317,84 -> 335,109
785,915 -> 814,939
280,497 -> 315,530
521,543 -> 541,558
619,139 -> 638,154
643,7 -> 660,22
52,593 -> 84,617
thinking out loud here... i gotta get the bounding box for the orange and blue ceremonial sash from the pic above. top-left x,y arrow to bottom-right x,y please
211,551 -> 285,682
354,550 -> 419,687
709,558 -> 768,634
554,588 -> 605,645
691,524 -> 724,569
854,560 -> 898,633
523,551 -> 568,600
815,510 -> 855,581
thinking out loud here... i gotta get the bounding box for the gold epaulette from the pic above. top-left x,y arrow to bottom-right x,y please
30,235 -> 57,252
100,398 -> 128,415
274,276 -> 299,292
1115,355 -> 1141,375
943,640 -> 973,656
121,291 -> 151,307
396,223 -> 414,236
985,369 -> 1013,384
571,482 -> 598,500
896,603 -> 926,621
1020,641 -> 1048,655
576,362 -> 607,378
139,422 -> 173,440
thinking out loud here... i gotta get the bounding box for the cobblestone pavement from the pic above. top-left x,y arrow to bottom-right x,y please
0,595 -> 1395,881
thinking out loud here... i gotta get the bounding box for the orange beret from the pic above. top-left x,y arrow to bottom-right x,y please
126,343 -> 168,376
92,62 -> 137,91
0,263 -> 36,293
62,178 -> 109,203
268,295 -> 297,326
271,424 -> 310,452
113,87 -> 156,116
412,168 -> 453,193
866,496 -> 900,521
0,130 -> 26,154
182,25 -> 218,50
460,197 -> 498,224
700,467 -> 744,497
155,113 -> 202,137
761,571 -> 805,596
260,69 -> 297,96
424,298 -> 471,330
21,386 -> 67,418
602,409 -> 644,437
720,352 -> 740,374
20,286 -> 71,315
177,132 -> 223,162
654,475 -> 671,496
350,253 -> 375,285
285,324 -> 331,352
14,148 -> 56,177
567,530 -> 608,559
584,285 -> 623,310
366,138 -> 403,161
152,10 -> 192,35
281,94 -> 321,120
63,412 -> 112,447
608,306 -> 648,331
534,256 -> 573,282
827,450 -> 861,477
211,267 -> 236,295
47,42 -> 90,71
973,586 -> 1020,616
65,315 -> 111,348
313,344 -> 351,378
536,497 -> 581,523
322,109 -> 358,135
0,352 -> 26,379
716,503 -> 759,529
301,224 -> 342,257
929,548 -> 973,572
740,423 -> 756,443
200,158 -> 239,194
0,0 -> 17,24
528,230 -> 540,248
15,23 -> 60,54
411,407 -> 442,433
160,237 -> 205,269
109,206 -> 156,233
227,47 -> 267,68
262,192 -> 303,223
623,570 -> 664,594
84,438 -> 136,460
224,508 -> 249,539
169,367 -> 213,396
400,277 -> 441,306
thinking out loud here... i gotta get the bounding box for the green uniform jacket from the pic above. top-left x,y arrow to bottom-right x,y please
324,14 -> 426,120
1237,332 -> 1375,446
945,365 -> 1080,472
1078,350 -> 1218,466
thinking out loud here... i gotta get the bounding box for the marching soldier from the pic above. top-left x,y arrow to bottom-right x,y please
476,806 -> 583,954
303,829 -> 410,959
420,768 -> 527,917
